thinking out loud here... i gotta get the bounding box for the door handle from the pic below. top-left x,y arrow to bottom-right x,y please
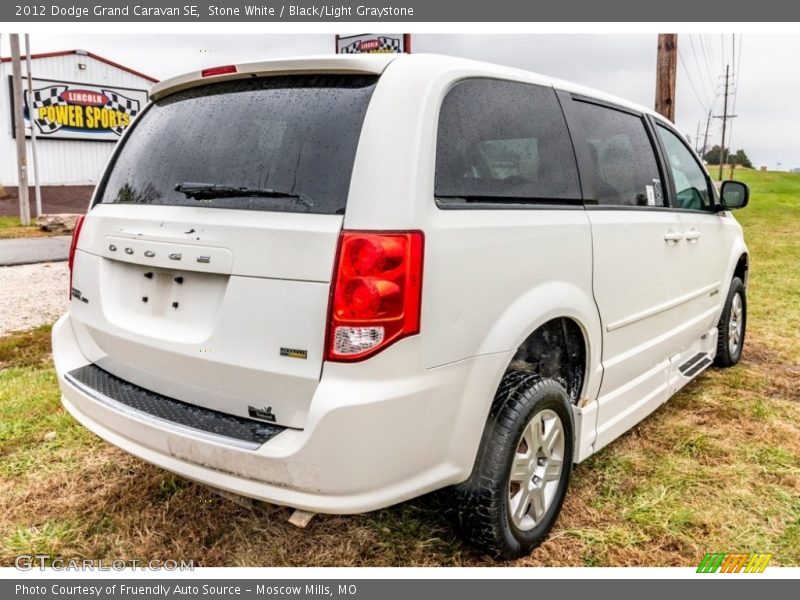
664,230 -> 684,243
685,228 -> 701,242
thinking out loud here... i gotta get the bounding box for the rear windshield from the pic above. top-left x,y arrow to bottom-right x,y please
96,75 -> 378,215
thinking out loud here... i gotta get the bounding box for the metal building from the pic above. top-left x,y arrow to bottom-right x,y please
0,49 -> 156,188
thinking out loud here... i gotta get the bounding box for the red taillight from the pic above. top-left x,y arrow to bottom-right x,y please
68,215 -> 85,298
326,231 -> 424,362
201,65 -> 237,77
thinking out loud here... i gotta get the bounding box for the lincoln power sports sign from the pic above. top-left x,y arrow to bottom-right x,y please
336,34 -> 411,54
14,77 -> 148,141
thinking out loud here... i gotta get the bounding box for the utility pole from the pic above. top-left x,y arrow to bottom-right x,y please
714,64 -> 736,180
719,65 -> 730,180
701,109 -> 712,160
655,33 -> 678,122
694,121 -> 702,154
25,34 -> 42,218
10,34 -> 30,226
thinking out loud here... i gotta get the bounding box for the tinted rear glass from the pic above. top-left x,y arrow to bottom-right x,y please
435,78 -> 581,204
571,100 -> 664,207
96,75 -> 378,215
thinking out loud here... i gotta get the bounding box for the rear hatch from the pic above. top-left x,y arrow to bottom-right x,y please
69,73 -> 378,429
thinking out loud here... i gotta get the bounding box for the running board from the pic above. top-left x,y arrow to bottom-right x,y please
678,352 -> 713,378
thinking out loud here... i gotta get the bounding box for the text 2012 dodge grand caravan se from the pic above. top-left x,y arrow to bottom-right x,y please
53,53 -> 750,558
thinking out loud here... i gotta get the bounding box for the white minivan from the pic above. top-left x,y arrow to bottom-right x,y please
53,53 -> 750,558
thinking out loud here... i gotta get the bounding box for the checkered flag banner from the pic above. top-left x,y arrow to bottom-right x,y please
23,85 -> 140,136
25,85 -> 69,133
377,37 -> 402,52
102,90 -> 140,135
340,36 -> 402,54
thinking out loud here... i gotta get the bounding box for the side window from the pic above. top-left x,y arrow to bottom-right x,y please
656,124 -> 713,211
572,101 -> 664,207
435,79 -> 581,203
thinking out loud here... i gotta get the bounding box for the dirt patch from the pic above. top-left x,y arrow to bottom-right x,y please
763,365 -> 800,400
744,340 -> 782,366
744,339 -> 800,403
0,326 -> 52,369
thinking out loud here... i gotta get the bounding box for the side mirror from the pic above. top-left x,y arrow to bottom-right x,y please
720,180 -> 749,210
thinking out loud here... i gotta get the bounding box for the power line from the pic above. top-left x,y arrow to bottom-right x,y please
731,130 -> 749,154
704,34 -> 718,76
727,35 -> 744,162
710,35 -> 728,157
695,34 -> 707,77
713,64 -> 737,179
678,48 -> 711,114
696,34 -> 717,90
706,34 -> 725,105
732,34 -> 743,115
687,34 -> 713,107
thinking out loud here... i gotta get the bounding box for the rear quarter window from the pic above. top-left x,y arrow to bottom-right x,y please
434,78 -> 581,206
570,100 -> 665,207
96,75 -> 378,215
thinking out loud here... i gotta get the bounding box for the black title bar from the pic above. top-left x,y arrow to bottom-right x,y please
5,0 -> 800,22
5,579 -> 800,600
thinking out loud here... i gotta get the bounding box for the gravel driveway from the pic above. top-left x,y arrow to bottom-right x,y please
0,262 -> 69,336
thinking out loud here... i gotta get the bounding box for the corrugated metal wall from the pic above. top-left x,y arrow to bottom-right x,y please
1,52 -> 155,186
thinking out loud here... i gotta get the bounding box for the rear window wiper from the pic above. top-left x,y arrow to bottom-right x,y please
174,182 -> 313,209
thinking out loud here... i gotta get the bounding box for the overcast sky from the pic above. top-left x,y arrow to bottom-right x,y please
2,33 -> 796,169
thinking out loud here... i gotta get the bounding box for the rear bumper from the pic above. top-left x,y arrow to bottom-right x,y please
53,313 -> 512,514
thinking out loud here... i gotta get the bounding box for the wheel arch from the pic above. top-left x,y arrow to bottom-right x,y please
715,242 -> 749,327
477,280 -> 603,404
734,252 -> 749,288
506,317 -> 588,405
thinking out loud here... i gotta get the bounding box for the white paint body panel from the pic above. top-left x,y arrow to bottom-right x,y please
69,205 -> 343,429
53,54 -> 747,513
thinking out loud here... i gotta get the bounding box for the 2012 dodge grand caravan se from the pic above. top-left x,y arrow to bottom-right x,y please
53,53 -> 750,558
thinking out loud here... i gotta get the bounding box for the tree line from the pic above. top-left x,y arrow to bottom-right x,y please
702,145 -> 753,168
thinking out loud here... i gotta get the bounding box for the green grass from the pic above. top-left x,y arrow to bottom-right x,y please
5,520 -> 81,559
1,170 -> 799,566
0,216 -> 49,239
0,216 -> 21,228
0,325 -> 54,369
720,169 -> 800,363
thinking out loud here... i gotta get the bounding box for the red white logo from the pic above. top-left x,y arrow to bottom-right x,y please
60,89 -> 109,107
358,39 -> 381,52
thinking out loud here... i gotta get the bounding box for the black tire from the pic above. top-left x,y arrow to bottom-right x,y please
714,277 -> 747,367
451,372 -> 574,559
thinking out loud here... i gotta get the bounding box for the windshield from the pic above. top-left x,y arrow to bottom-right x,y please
96,75 -> 378,215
